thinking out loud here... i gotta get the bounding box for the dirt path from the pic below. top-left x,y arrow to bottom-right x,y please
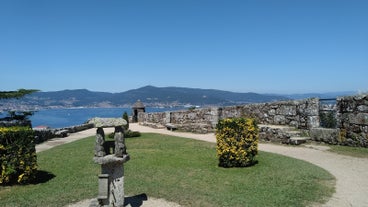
37,123 -> 368,207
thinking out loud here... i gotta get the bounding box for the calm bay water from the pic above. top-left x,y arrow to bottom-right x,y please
30,107 -> 183,128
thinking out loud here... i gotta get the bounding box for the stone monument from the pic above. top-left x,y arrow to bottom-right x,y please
89,118 -> 130,207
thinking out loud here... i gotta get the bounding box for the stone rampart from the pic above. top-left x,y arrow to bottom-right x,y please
140,98 -> 320,133
336,94 -> 368,147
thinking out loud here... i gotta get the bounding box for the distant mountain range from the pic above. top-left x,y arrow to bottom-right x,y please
283,91 -> 358,100
0,85 -> 358,111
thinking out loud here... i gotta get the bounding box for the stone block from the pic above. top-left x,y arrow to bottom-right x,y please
89,118 -> 127,128
307,116 -> 320,128
358,105 -> 368,112
93,154 -> 130,165
310,128 -> 340,144
348,113 -> 368,125
98,174 -> 109,200
274,115 -> 286,124
276,105 -> 297,116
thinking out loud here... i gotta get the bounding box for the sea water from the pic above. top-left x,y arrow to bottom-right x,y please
30,107 -> 183,128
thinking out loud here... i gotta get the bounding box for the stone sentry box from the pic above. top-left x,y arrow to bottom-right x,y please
89,118 -> 130,207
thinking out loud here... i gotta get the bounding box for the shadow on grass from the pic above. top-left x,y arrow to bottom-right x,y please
124,193 -> 148,207
31,170 -> 56,184
218,160 -> 259,168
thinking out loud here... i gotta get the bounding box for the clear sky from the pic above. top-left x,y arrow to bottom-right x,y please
1,0 -> 367,94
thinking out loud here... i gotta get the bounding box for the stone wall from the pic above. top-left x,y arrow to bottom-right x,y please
336,94 -> 368,147
34,123 -> 94,144
219,98 -> 320,129
138,95 -> 368,147
140,98 -> 320,133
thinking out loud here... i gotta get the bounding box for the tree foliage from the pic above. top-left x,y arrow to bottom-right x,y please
122,111 -> 129,130
0,89 -> 39,100
0,89 -> 39,125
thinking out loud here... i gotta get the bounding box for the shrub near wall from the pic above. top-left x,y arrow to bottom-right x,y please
0,127 -> 37,185
216,118 -> 259,168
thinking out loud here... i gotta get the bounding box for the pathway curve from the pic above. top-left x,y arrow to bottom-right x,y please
37,124 -> 368,207
36,128 -> 114,153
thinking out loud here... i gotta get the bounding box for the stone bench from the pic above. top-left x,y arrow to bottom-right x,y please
165,123 -> 177,131
289,137 -> 311,145
55,129 -> 69,137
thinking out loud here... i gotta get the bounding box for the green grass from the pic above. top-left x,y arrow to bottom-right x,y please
0,133 -> 335,207
328,145 -> 368,158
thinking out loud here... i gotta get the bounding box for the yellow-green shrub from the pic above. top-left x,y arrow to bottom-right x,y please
0,127 -> 37,185
216,118 -> 258,167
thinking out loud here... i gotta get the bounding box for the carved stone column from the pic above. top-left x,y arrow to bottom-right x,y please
89,118 -> 130,207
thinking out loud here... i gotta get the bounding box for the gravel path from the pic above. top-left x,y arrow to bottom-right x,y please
37,123 -> 368,207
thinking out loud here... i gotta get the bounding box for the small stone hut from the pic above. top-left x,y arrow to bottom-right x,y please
132,100 -> 145,123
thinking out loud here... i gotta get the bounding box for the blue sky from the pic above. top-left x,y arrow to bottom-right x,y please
1,0 -> 367,94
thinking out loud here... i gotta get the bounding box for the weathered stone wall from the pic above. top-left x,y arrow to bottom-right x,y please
336,94 -> 368,147
169,108 -> 219,133
140,111 -> 169,127
138,95 -> 368,147
219,98 -> 320,129
140,98 -> 320,133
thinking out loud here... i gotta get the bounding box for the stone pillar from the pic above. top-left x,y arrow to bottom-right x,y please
210,107 -> 221,129
306,98 -> 320,129
102,162 -> 124,207
114,126 -> 126,157
95,127 -> 106,157
93,155 -> 129,207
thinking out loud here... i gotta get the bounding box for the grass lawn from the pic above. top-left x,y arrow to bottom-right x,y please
0,133 -> 334,207
328,145 -> 368,158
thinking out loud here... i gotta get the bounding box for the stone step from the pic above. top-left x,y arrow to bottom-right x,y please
258,124 -> 297,132
289,137 -> 311,145
286,130 -> 303,135
259,124 -> 311,144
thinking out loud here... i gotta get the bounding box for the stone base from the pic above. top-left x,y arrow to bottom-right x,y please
89,198 -> 100,207
91,155 -> 129,207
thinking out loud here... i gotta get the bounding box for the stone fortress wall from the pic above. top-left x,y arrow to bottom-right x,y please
336,95 -> 368,147
138,94 -> 368,147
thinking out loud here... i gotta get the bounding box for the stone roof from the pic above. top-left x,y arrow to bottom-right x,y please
132,100 -> 145,109
88,117 -> 127,128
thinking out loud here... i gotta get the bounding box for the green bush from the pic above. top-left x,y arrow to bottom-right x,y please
125,130 -> 141,138
320,111 -> 337,128
0,126 -> 37,185
107,130 -> 141,139
216,118 -> 258,168
122,111 -> 129,130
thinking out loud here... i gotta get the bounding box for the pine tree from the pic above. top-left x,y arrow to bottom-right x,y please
0,89 -> 39,126
0,89 -> 39,99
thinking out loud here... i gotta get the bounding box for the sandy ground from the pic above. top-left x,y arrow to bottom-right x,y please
36,123 -> 368,207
